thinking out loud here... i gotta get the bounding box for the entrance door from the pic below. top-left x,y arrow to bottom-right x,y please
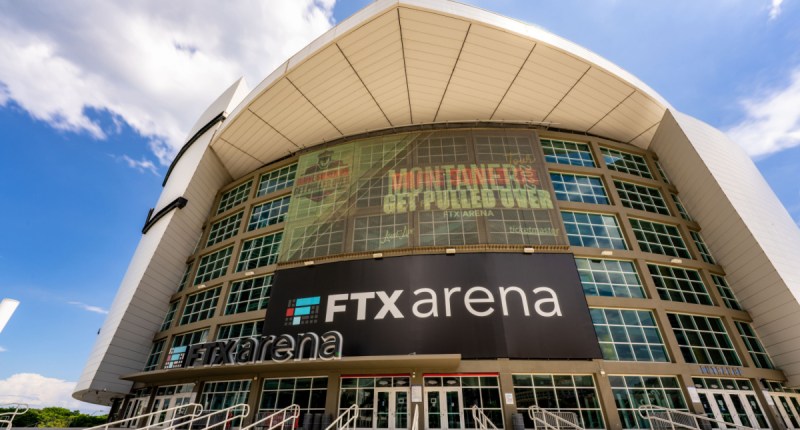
122,397 -> 148,428
698,390 -> 769,429
375,389 -> 409,430
149,384 -> 196,428
425,389 -> 463,430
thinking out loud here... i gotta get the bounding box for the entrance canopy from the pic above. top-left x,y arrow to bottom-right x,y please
211,0 -> 669,179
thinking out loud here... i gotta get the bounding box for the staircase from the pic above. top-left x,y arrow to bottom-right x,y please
85,403 -> 203,430
527,406 -> 585,430
638,405 -> 757,430
1,404 -> 29,430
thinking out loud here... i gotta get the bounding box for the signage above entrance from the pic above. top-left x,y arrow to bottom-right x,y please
264,253 -> 601,359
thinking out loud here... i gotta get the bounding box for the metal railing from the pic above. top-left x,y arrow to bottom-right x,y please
527,406 -> 584,430
240,405 -> 300,430
410,404 -> 419,430
1,403 -> 29,430
85,403 -> 203,430
470,406 -> 498,430
326,405 -> 359,430
163,403 -> 249,430
638,405 -> 757,430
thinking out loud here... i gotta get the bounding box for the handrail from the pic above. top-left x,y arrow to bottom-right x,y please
410,404 -> 419,430
1,403 -> 29,430
163,403 -> 249,430
527,406 -> 584,430
470,405 -> 498,430
85,403 -> 203,430
240,405 -> 300,430
326,405 -> 359,430
638,405 -> 757,430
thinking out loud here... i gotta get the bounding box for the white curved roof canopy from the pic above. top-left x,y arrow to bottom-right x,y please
212,0 -> 670,179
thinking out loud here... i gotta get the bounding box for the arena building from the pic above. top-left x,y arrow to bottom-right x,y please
73,1 -> 800,429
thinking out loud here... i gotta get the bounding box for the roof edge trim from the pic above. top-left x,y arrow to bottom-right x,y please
162,112 -> 226,187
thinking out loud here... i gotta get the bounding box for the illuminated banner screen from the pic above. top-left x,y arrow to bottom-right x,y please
280,129 -> 566,262
264,253 -> 601,360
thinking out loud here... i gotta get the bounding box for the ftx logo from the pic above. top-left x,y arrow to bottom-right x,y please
285,296 -> 321,326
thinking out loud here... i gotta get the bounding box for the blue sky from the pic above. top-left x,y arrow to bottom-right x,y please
0,0 -> 798,412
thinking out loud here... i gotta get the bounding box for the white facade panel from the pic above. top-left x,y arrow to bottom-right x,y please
650,109 -> 800,386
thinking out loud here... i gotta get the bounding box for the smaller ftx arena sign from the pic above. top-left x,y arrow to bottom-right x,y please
263,253 -> 601,360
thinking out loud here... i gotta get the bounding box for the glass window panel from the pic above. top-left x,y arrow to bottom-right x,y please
206,211 -> 243,247
551,173 -> 608,204
613,180 -> 670,215
217,181 -> 252,215
690,231 -> 716,265
541,139 -> 595,167
601,148 -> 652,178
200,380 -> 251,413
667,313 -> 741,366
591,308 -> 668,362
576,258 -> 644,298
735,321 -> 774,369
225,274 -> 272,315
630,219 -> 690,258
237,232 -> 283,271
610,376 -> 687,429
194,247 -> 233,285
179,287 -> 221,325
513,374 -> 603,429
248,196 -> 291,231
648,264 -> 712,305
562,212 -> 627,250
257,164 -> 297,197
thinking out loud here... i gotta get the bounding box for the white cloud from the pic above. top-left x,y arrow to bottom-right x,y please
110,154 -> 159,176
0,1 -> 335,165
0,373 -> 109,413
769,0 -> 784,19
726,68 -> 800,157
68,301 -> 109,315
0,346 -> 6,352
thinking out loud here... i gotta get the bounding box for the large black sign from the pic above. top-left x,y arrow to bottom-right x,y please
264,253 -> 601,359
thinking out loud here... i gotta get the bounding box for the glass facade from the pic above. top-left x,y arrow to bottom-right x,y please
143,339 -> 165,371
735,321 -> 774,369
206,211 -> 243,247
160,301 -> 178,332
712,275 -> 743,311
551,173 -> 608,204
614,181 -> 670,215
217,181 -> 252,215
690,231 -> 716,265
629,219 -> 690,259
512,374 -> 604,429
576,258 -> 645,298
280,130 -> 566,262
224,274 -> 272,315
248,196 -> 290,231
647,264 -> 712,305
667,313 -> 741,366
260,377 -> 327,424
257,164 -> 297,197
194,247 -> 232,285
236,232 -> 282,271
179,287 -> 221,325
562,211 -> 626,249
601,148 -> 652,179
590,308 -> 669,362
541,139 -> 595,167
130,127 -> 786,430
199,380 -> 251,411
610,375 -> 687,429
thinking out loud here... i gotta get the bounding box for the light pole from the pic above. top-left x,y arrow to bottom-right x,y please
0,298 -> 20,333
